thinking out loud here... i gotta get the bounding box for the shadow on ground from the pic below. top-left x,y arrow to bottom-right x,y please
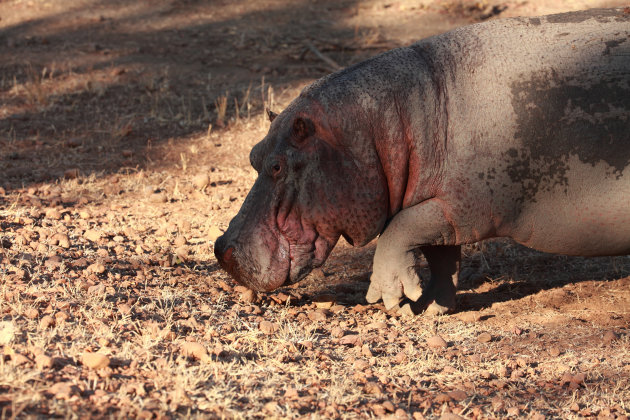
0,0 -> 383,189
287,240 -> 630,313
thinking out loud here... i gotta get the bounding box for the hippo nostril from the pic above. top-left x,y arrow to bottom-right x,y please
214,235 -> 228,261
223,246 -> 234,262
214,235 -> 236,272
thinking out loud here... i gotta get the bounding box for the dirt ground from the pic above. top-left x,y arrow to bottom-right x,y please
1,0 -> 629,418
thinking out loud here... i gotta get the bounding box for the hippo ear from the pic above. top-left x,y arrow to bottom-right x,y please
267,109 -> 278,122
292,117 -> 315,143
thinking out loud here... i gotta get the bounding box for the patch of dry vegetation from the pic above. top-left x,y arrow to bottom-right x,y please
1,0 -> 629,418
1,177 -> 629,418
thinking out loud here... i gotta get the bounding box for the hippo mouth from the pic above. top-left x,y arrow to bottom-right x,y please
215,223 -> 291,292
275,197 -> 336,286
285,231 -> 333,285
215,178 -> 339,292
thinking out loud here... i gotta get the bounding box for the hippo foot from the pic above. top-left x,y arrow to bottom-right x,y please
367,244 -> 461,316
396,284 -> 457,316
366,250 -> 424,310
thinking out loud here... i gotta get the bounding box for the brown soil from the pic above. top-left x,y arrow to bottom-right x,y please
1,0 -> 629,418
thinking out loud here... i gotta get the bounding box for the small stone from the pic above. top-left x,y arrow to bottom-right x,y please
55,311 -> 69,323
572,372 -> 586,385
365,383 -> 383,395
331,326 -> 344,338
477,332 -> 492,343
308,267 -> 326,280
88,262 -> 106,274
448,389 -> 467,401
45,255 -> 62,270
180,342 -> 208,360
548,346 -> 561,357
49,382 -> 73,399
88,283 -> 106,295
24,307 -> 39,319
361,344 -> 373,358
175,246 -> 189,260
174,235 -> 187,247
0,321 -> 16,344
491,396 -> 505,411
353,359 -> 369,370
82,352 -> 110,369
395,408 -> 408,419
51,233 -> 70,248
39,315 -> 55,329
84,230 -> 102,242
339,334 -> 361,346
506,407 -> 520,416
371,404 -> 386,416
45,208 -> 61,220
313,294 -> 335,309
264,401 -> 278,413
382,401 -> 395,412
308,310 -> 327,322
150,191 -> 168,203
284,387 -> 298,399
259,321 -> 279,334
426,335 -> 448,349
439,413 -> 465,420
12,353 -> 30,365
118,303 -> 132,315
457,312 -> 481,323
240,289 -> 258,303
435,393 -> 452,403
35,354 -> 54,369
193,173 -> 209,190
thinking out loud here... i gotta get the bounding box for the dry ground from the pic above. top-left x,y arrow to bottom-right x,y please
1,0 -> 629,418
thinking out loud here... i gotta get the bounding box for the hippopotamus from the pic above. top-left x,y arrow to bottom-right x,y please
214,8 -> 630,315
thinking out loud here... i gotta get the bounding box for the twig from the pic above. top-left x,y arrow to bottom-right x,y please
304,41 -> 341,71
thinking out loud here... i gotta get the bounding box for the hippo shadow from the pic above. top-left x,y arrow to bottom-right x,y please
455,239 -> 630,312
296,239 -> 630,313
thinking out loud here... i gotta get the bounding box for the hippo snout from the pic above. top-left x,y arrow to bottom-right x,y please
213,229 -> 292,292
213,234 -> 231,264
214,234 -> 236,275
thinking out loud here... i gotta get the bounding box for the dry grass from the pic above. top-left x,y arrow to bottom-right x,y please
1,0 -> 630,418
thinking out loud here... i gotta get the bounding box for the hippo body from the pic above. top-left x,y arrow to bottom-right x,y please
215,9 -> 630,314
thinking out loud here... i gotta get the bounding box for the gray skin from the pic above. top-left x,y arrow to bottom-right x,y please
215,8 -> 630,315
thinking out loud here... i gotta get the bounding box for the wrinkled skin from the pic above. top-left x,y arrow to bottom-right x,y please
214,105 -> 389,291
216,8 -> 630,315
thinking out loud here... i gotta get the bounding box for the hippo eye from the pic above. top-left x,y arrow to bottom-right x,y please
270,161 -> 283,178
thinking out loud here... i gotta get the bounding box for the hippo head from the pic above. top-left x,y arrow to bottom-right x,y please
214,102 -> 388,291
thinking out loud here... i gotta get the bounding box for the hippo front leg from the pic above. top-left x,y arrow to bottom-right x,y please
366,199 -> 460,315
414,245 -> 460,315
